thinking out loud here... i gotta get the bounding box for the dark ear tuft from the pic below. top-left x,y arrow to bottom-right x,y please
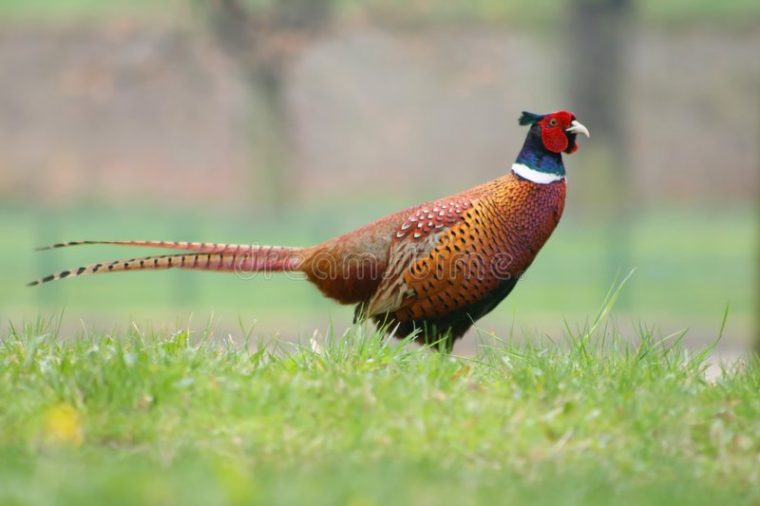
519,111 -> 544,126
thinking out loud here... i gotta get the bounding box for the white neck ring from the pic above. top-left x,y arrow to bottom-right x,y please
511,163 -> 565,184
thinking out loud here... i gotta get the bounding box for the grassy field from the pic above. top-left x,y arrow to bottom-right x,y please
2,204 -> 756,502
1,296 -> 759,506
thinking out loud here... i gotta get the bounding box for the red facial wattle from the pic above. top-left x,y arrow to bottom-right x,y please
538,111 -> 578,154
541,125 -> 569,153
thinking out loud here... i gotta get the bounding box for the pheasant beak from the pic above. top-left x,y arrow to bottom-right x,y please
566,120 -> 590,138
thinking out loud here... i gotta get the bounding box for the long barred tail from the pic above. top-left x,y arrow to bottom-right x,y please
35,240 -> 251,253
28,241 -> 305,286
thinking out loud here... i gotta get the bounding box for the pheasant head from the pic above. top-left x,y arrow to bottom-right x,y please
519,110 -> 590,154
514,110 -> 590,183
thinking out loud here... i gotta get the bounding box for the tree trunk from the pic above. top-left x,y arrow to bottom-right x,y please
755,98 -> 760,354
246,69 -> 292,212
568,0 -> 633,306
199,0 -> 334,212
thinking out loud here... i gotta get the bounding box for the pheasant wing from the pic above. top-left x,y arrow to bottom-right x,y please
366,192 -> 517,326
366,195 -> 482,316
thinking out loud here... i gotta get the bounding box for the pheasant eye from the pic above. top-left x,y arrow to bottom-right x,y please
548,118 -> 558,127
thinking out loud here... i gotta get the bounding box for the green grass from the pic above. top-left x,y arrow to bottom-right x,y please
0,0 -> 173,23
1,299 -> 759,505
0,0 -> 758,25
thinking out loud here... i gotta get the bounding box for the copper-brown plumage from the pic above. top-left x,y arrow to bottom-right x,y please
30,110 -> 589,351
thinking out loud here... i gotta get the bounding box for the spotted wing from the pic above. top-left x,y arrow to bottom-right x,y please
365,196 -> 475,317
392,197 -> 514,323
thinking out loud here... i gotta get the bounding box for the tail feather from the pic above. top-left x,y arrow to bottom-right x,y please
35,240 -> 246,254
28,245 -> 305,286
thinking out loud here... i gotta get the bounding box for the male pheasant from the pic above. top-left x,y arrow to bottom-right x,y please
30,110 -> 589,350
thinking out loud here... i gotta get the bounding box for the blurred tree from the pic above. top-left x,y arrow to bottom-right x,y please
199,0 -> 335,210
756,99 -> 759,354
568,0 -> 633,306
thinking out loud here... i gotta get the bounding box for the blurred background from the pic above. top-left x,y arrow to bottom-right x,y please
0,0 -> 757,354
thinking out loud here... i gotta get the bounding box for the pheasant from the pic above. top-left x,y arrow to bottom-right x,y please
30,110 -> 589,351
